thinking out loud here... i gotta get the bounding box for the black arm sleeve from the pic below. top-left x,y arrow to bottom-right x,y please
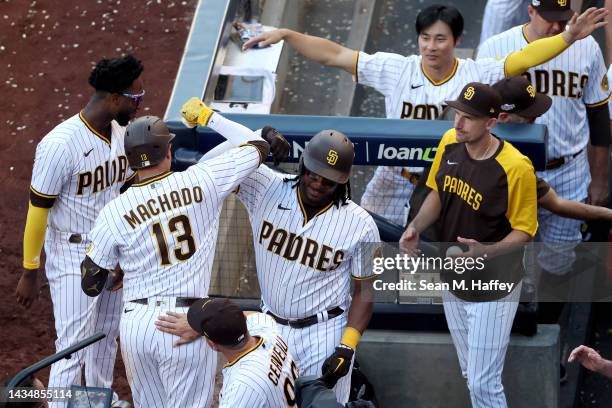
81,256 -> 110,297
587,103 -> 611,146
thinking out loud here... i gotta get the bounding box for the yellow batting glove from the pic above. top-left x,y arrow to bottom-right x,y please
180,97 -> 214,128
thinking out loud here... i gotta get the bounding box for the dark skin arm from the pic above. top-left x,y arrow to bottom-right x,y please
345,278 -> 374,335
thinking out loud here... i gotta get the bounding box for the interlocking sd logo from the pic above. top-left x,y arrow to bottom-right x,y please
463,86 -> 475,101
327,149 -> 339,165
557,0 -> 567,7
527,84 -> 536,98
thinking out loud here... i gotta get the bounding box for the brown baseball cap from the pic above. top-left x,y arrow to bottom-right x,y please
446,82 -> 502,118
531,0 -> 574,22
187,298 -> 248,346
492,76 -> 552,118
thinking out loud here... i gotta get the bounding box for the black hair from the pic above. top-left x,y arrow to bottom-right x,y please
284,166 -> 351,208
88,54 -> 144,93
415,4 -> 464,41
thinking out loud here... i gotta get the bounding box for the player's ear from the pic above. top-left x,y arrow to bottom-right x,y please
497,112 -> 509,123
527,5 -> 536,20
486,117 -> 498,131
454,35 -> 462,47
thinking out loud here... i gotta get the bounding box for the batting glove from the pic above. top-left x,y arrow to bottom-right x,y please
180,97 -> 214,128
321,344 -> 354,388
261,126 -> 290,165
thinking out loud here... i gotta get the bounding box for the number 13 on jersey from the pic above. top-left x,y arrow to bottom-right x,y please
151,214 -> 196,265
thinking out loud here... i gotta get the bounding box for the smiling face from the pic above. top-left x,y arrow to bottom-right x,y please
418,20 -> 457,72
299,168 -> 338,207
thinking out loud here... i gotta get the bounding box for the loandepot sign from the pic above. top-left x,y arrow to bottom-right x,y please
377,144 -> 437,162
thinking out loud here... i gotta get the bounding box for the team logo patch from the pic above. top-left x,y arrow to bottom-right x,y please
602,75 -> 609,92
527,84 -> 536,98
557,0 -> 566,6
463,86 -> 475,100
501,103 -> 516,111
532,0 -> 540,6
327,149 -> 338,165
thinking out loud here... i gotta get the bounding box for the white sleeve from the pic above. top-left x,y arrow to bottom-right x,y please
219,384 -> 267,408
351,214 -> 382,279
584,41 -> 611,107
235,165 -> 280,214
473,56 -> 507,84
206,112 -> 264,145
30,139 -> 71,198
86,209 -> 120,269
193,145 -> 263,201
356,51 -> 408,98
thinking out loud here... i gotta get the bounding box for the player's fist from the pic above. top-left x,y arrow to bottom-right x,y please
180,97 -> 214,128
321,344 -> 354,388
261,126 -> 290,166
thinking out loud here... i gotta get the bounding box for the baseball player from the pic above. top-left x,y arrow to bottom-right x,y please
161,116 -> 381,403
184,298 -> 299,408
15,55 -> 143,404
478,0 -> 611,278
235,130 -> 381,404
243,4 -> 607,226
81,105 -> 270,407
400,82 -> 538,407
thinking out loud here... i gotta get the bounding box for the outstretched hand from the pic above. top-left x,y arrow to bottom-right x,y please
563,7 -> 608,43
242,29 -> 285,51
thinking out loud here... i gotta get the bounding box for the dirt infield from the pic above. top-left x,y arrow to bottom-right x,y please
0,0 -> 197,400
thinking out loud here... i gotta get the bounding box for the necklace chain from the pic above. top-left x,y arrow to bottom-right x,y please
476,135 -> 494,160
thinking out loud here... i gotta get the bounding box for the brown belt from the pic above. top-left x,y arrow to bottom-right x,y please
545,149 -> 583,170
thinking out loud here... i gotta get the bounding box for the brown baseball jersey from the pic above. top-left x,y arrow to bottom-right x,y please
427,128 -> 538,300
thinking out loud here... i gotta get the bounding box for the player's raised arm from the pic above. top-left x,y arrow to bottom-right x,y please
242,29 -> 356,74
181,97 -> 270,163
504,7 -> 609,76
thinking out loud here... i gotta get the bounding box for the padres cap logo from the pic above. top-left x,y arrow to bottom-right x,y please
327,149 -> 338,165
527,84 -> 536,98
463,86 -> 475,101
557,0 -> 567,6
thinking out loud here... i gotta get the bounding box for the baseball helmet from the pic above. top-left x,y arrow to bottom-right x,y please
299,129 -> 354,184
125,116 -> 175,169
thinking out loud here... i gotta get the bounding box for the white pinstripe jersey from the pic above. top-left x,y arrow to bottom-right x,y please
220,313 -> 298,408
356,52 -> 507,120
86,145 -> 262,301
236,165 -> 380,319
478,25 -> 611,158
30,113 -> 134,233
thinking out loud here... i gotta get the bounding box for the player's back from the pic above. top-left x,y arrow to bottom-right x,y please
97,166 -> 224,300
219,313 -> 299,408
